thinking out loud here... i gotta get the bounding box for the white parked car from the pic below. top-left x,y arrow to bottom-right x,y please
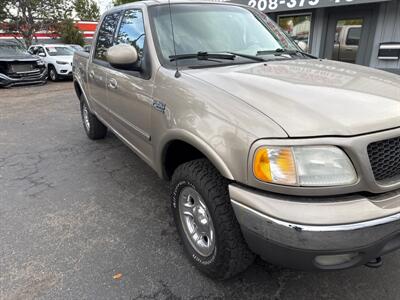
28,44 -> 74,81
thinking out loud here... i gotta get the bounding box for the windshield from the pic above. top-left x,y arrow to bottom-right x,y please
45,46 -> 74,56
149,4 -> 298,67
0,44 -> 29,56
68,45 -> 84,51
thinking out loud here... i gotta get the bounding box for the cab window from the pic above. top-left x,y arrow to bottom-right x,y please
114,9 -> 146,61
346,27 -> 361,46
94,11 -> 122,61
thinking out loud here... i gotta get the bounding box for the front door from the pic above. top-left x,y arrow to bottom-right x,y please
106,9 -> 153,163
324,8 -> 375,66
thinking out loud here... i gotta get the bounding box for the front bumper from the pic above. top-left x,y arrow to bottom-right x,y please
230,184 -> 400,270
0,69 -> 47,87
54,63 -> 73,77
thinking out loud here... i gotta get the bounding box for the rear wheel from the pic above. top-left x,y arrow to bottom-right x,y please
171,159 -> 255,279
80,98 -> 107,140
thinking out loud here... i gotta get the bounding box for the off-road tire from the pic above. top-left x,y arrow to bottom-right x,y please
80,97 -> 107,140
171,159 -> 255,279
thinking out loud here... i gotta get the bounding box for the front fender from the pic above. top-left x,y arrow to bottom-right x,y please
157,129 -> 235,180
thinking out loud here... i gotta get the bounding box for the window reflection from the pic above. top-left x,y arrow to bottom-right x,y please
115,10 -> 146,59
94,12 -> 121,61
278,14 -> 312,53
332,19 -> 363,64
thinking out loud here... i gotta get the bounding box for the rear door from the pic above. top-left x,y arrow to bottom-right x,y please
88,11 -> 122,118
105,9 -> 154,162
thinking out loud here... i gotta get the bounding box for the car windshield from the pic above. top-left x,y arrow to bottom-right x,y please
68,45 -> 84,51
149,4 -> 298,67
0,44 -> 28,55
45,46 -> 74,56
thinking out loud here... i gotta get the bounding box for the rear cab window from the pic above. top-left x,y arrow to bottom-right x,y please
346,28 -> 362,46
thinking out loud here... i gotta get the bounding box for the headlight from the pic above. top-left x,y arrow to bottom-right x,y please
253,146 -> 357,187
56,61 -> 68,65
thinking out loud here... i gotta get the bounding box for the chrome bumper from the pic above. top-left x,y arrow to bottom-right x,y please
230,184 -> 400,269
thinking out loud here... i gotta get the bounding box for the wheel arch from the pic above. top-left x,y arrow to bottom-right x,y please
158,130 -> 234,181
73,79 -> 94,112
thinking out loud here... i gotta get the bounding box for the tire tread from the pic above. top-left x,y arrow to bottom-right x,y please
171,159 -> 255,279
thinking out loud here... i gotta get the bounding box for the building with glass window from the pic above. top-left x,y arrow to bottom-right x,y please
230,0 -> 400,74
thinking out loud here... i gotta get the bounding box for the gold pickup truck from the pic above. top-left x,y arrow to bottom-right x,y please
73,0 -> 400,279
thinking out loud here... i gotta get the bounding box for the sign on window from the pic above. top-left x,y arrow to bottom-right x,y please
226,0 -> 390,13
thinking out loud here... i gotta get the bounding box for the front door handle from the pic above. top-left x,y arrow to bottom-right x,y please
89,70 -> 95,79
108,78 -> 118,89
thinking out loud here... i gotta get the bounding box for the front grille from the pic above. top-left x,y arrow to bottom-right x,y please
368,136 -> 400,182
10,63 -> 34,72
7,69 -> 41,79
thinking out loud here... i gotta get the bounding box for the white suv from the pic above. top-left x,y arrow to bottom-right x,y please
28,44 -> 74,81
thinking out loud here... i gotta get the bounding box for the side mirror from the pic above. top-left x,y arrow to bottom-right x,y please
106,44 -> 139,69
84,45 -> 91,53
38,52 -> 46,57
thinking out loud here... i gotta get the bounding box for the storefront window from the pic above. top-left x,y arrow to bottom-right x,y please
278,14 -> 312,53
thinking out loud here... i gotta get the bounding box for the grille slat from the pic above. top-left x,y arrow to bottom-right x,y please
368,137 -> 400,182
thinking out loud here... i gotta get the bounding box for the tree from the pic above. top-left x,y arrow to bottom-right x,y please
113,0 -> 140,6
0,0 -> 73,47
74,0 -> 100,21
58,19 -> 85,46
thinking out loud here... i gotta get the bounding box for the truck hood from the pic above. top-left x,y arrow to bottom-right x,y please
0,54 -> 39,62
185,59 -> 400,137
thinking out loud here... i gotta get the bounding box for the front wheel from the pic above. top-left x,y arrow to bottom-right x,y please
48,66 -> 58,81
171,159 -> 255,279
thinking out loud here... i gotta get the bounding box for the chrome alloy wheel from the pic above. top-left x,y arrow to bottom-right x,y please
179,186 -> 216,257
82,103 -> 90,131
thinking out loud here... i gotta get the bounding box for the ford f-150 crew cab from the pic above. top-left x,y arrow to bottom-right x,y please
73,1 -> 400,279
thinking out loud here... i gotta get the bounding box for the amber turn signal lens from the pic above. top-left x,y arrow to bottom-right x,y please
253,148 -> 272,182
253,147 -> 297,185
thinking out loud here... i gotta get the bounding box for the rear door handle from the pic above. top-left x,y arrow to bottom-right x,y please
89,70 -> 95,79
108,78 -> 118,89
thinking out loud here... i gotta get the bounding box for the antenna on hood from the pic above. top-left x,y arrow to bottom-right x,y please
168,0 -> 181,78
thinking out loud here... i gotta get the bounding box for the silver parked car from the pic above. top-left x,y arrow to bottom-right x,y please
73,1 -> 400,279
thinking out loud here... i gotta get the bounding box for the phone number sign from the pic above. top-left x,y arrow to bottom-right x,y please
228,0 -> 390,12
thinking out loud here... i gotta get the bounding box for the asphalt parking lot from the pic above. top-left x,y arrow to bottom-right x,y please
1,81 -> 400,300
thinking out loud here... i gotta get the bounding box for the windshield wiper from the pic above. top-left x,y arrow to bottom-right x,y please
170,52 -> 236,62
257,48 -> 317,59
225,52 -> 266,62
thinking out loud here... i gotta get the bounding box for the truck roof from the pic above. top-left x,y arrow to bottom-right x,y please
107,0 -> 243,11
